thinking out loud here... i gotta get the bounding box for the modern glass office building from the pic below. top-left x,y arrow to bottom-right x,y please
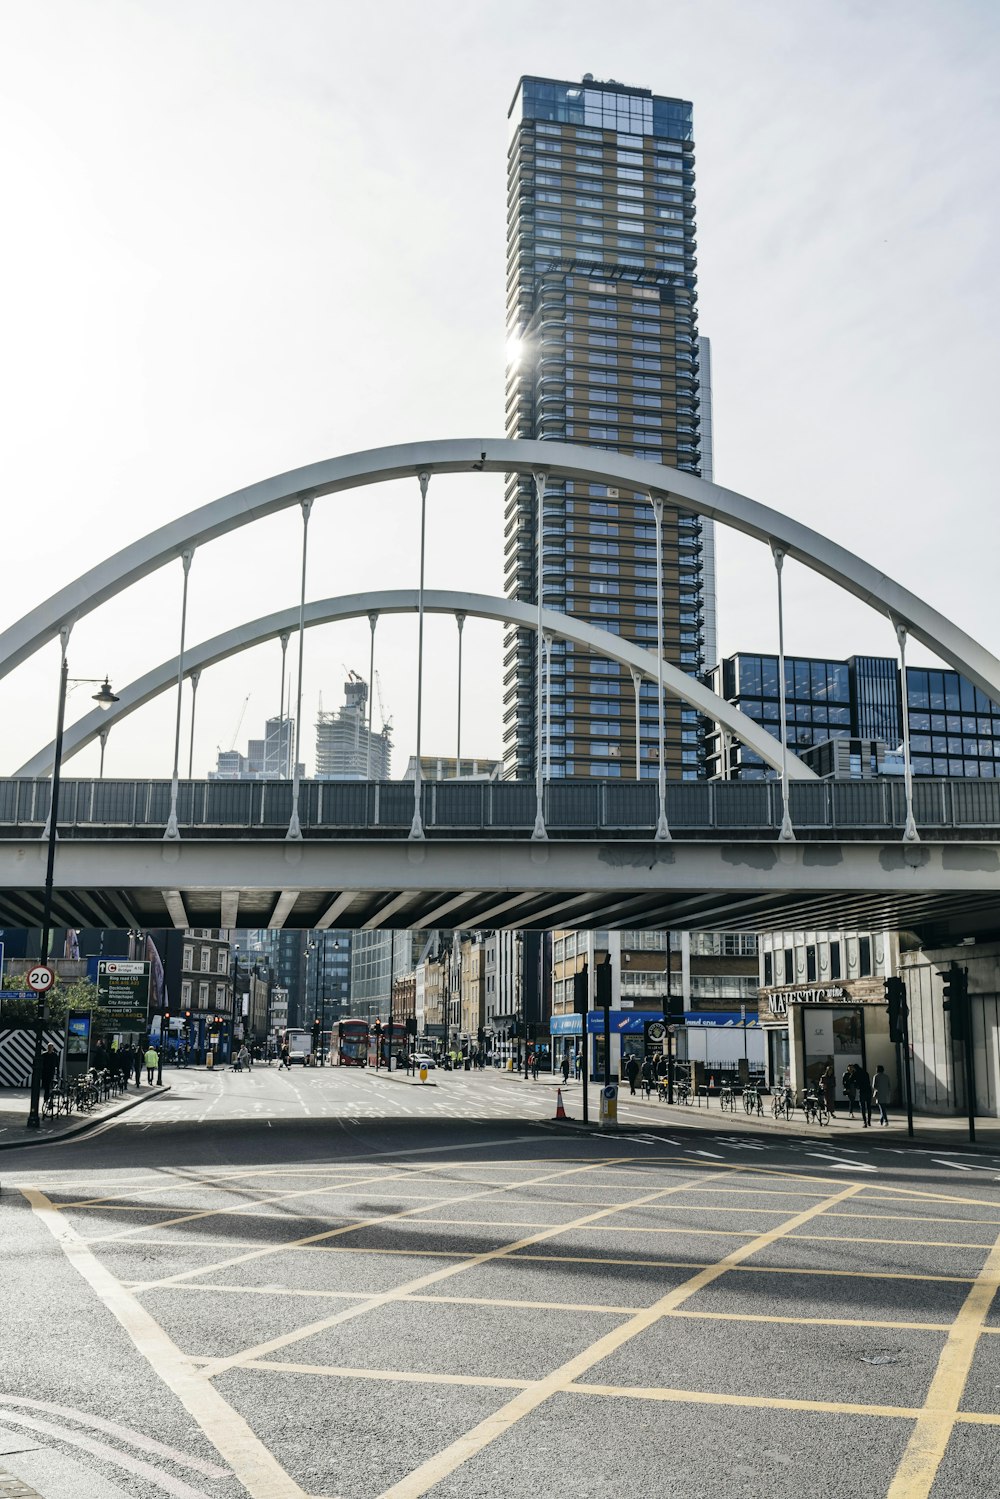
503,74 -> 714,781
708,652 -> 1000,779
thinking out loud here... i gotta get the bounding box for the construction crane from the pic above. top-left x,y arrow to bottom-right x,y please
220,693 -> 251,752
343,665 -> 363,684
375,671 -> 392,736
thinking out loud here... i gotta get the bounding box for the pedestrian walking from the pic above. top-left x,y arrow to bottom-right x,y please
561,1053 -> 570,1084
640,1057 -> 653,1098
843,1064 -> 859,1119
624,1055 -> 639,1096
41,1043 -> 59,1104
93,1041 -> 108,1075
530,1051 -> 539,1081
574,1050 -> 582,1081
144,1043 -> 158,1084
280,1043 -> 290,1070
872,1064 -> 891,1126
820,1063 -> 837,1118
118,1044 -> 132,1088
133,1045 -> 143,1087
856,1063 -> 873,1127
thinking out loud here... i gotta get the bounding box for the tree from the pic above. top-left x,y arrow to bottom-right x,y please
0,972 -> 97,1028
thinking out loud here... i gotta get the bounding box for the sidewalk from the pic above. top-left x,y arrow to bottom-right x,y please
0,1082 -> 171,1150
497,1069 -> 1000,1151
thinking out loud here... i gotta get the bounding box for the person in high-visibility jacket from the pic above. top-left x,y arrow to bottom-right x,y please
144,1045 -> 158,1084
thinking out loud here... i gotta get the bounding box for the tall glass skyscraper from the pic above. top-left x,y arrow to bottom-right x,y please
503,74 -> 714,781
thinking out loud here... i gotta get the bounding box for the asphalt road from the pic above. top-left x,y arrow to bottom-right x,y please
2,1064 -> 1000,1499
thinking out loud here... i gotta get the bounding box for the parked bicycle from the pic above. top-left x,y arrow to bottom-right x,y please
743,1083 -> 764,1116
801,1088 -> 830,1126
719,1082 -> 736,1112
771,1084 -> 795,1121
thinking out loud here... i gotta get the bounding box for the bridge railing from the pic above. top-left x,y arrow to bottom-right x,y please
1,776 -> 1000,836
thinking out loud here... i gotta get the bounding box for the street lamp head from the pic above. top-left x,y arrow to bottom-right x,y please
92,678 -> 119,710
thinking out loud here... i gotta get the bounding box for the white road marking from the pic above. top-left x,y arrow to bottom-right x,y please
0,1397 -> 228,1478
0,1411 -> 213,1499
23,1189 -> 308,1499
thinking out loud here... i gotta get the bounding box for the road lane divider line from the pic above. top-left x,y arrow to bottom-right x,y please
240,1361 -> 532,1390
128,1154 -> 630,1294
85,1169 -> 419,1243
21,1188 -> 308,1499
885,1226 -> 1000,1499
194,1155 -> 661,1378
374,1182 -> 864,1499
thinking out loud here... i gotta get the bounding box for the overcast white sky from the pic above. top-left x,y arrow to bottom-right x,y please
1,0 -> 997,779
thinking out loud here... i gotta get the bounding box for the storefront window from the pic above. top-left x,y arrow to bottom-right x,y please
801,1005 -> 865,1101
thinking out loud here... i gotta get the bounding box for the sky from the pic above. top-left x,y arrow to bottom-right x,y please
0,0 -> 997,780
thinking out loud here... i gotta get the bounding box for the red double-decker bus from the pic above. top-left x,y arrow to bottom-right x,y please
337,1019 -> 369,1066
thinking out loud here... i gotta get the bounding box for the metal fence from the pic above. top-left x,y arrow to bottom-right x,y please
1,776 -> 999,837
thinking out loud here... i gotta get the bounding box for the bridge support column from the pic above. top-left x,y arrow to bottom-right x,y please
650,496 -> 671,841
365,612 -> 378,779
410,472 -> 430,840
891,616 -> 920,843
164,549 -> 194,842
770,542 -> 795,843
532,470 -> 547,841
455,611 -> 465,773
286,498 -> 313,841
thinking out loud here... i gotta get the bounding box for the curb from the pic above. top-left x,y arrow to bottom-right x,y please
367,1070 -> 438,1089
0,1084 -> 172,1151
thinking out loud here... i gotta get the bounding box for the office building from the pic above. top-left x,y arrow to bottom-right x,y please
708,653 -> 1000,780
503,73 -> 712,782
211,716 -> 301,780
315,675 -> 392,780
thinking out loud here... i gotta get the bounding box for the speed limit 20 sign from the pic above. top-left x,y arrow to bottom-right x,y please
26,964 -> 55,994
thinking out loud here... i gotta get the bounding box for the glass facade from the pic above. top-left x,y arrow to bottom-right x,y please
708,653 -> 1000,780
503,74 -> 711,781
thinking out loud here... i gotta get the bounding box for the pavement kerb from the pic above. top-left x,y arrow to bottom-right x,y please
366,1069 -> 438,1088
0,1083 -> 172,1151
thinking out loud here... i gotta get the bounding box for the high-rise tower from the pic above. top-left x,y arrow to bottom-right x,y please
503,74 -> 712,781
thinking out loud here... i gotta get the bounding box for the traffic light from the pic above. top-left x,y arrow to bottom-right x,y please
163,1009 -> 170,1024
942,962 -> 968,1042
884,976 -> 907,1045
573,966 -> 589,1015
663,992 -> 685,1023
595,955 -> 613,1007
184,1009 -> 192,1021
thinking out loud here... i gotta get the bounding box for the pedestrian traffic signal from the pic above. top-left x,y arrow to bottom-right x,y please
884,975 -> 907,1045
595,956 -> 613,1007
942,961 -> 968,1042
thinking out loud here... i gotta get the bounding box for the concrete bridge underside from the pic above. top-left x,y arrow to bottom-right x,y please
0,837 -> 997,946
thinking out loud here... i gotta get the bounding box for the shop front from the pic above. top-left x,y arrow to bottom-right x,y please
758,980 -> 898,1104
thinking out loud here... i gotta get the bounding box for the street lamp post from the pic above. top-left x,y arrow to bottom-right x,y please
27,659 -> 118,1129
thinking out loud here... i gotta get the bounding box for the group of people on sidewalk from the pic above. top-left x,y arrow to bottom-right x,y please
818,1061 -> 892,1126
40,1039 -> 160,1103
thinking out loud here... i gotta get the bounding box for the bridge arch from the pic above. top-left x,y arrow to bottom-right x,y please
2,438 -> 998,707
13,590 -> 816,780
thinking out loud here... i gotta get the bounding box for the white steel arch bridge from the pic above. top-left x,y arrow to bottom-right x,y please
1,438 -> 999,943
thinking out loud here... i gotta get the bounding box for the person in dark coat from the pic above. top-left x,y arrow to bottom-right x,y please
624,1055 -> 640,1095
856,1063 -> 873,1127
134,1044 -> 144,1087
41,1044 -> 60,1103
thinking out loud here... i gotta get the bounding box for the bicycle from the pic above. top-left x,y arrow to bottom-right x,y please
719,1082 -> 736,1112
801,1089 -> 830,1126
743,1084 -> 763,1116
771,1085 -> 794,1121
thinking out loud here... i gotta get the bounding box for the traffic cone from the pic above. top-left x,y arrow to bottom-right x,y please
553,1087 -> 572,1121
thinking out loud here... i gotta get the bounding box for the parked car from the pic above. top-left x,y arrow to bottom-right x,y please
412,1053 -> 437,1070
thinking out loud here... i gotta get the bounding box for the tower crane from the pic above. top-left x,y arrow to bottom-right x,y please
375,671 -> 392,735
